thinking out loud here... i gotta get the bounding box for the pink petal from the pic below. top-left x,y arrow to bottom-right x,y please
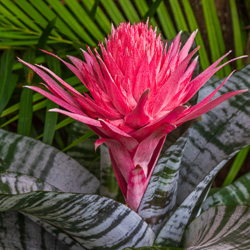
181,54 -> 247,104
25,86 -> 85,115
152,46 -> 200,115
18,58 -> 81,109
178,29 -> 198,62
40,50 -> 86,85
132,106 -> 186,141
100,139 -> 134,185
99,120 -> 139,153
176,89 -> 248,125
126,165 -> 147,211
133,124 -> 174,177
125,89 -> 151,128
49,108 -> 102,127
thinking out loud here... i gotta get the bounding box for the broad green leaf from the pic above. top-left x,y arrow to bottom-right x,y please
0,211 -> 69,250
138,134 -> 188,234
154,153 -> 237,247
142,0 -> 162,21
177,65 -> 250,206
201,172 -> 250,212
0,191 -> 155,249
183,205 -> 250,250
0,49 -> 14,116
0,128 -> 99,193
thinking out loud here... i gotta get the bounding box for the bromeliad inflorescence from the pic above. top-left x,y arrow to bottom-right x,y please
19,20 -> 247,211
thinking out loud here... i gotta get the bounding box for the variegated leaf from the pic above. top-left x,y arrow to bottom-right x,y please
138,133 -> 188,234
0,128 -> 99,193
0,211 -> 69,250
0,171 -> 58,194
201,172 -> 250,212
183,205 -> 250,250
0,191 -> 155,250
0,171 -> 84,249
154,152 -> 238,247
123,247 -> 185,250
177,65 -> 250,205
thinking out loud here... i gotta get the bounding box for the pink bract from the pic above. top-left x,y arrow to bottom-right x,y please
19,20 -> 247,211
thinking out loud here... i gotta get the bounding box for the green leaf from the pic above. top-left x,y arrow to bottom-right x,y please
0,191 -> 155,249
177,65 -> 250,206
155,1 -> 176,38
222,145 -> 250,187
118,0 -> 140,23
0,128 -> 99,194
169,0 -> 189,31
230,0 -> 245,69
17,49 -> 35,136
202,172 -> 250,212
183,205 -> 250,250
0,49 -> 14,116
101,0 -> 126,25
142,0 -> 162,21
138,134 -> 188,234
64,0 -> 104,41
181,0 -> 210,71
37,17 -> 57,50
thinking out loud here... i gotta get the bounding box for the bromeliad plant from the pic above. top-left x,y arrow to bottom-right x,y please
1,20 -> 250,250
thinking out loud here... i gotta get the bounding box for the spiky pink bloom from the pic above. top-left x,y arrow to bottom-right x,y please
19,21 -> 246,211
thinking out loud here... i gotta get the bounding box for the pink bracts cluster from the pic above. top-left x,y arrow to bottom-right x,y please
19,20 -> 246,211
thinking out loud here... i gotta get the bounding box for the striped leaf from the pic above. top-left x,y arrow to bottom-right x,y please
138,133 -> 188,234
0,171 -> 58,194
0,128 -> 99,193
177,64 -> 250,206
154,152 -> 237,247
0,211 -> 69,250
201,172 -> 250,212
0,191 -> 155,249
123,247 -> 185,250
0,171 -> 83,249
183,205 -> 250,250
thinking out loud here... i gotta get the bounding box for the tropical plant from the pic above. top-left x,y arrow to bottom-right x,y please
0,0 -> 250,249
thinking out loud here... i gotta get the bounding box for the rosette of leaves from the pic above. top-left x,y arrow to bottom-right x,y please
0,58 -> 250,250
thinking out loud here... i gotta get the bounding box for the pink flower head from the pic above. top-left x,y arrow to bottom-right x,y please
19,20 -> 247,211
